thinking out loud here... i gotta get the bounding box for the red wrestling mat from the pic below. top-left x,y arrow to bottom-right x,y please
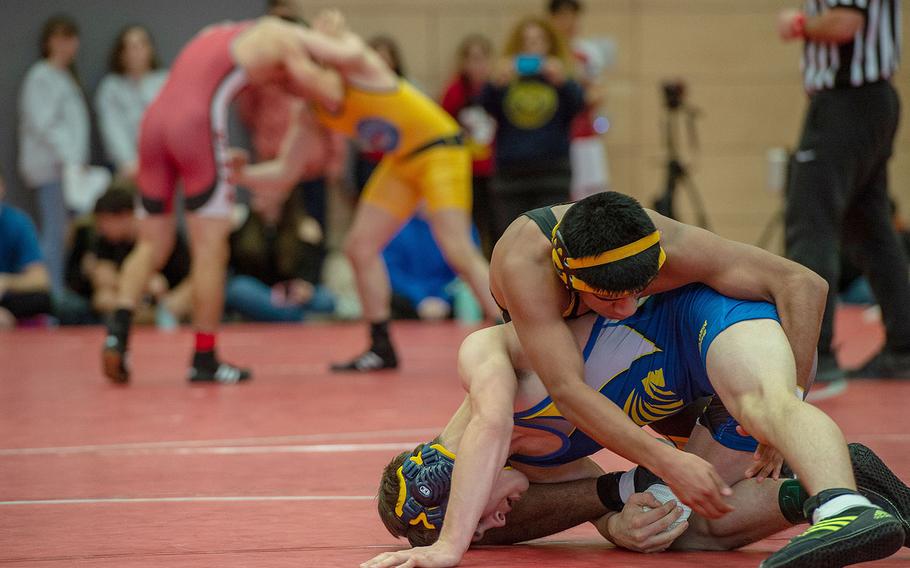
1,308 -> 908,567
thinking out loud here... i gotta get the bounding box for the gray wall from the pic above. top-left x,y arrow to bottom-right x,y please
0,0 -> 265,217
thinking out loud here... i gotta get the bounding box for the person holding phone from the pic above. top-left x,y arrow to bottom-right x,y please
480,16 -> 585,243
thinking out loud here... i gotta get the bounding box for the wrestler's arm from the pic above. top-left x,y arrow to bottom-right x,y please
436,328 -> 520,555
495,244 -> 731,519
231,102 -> 309,192
295,22 -> 367,69
650,211 -> 827,390
363,327 -> 520,568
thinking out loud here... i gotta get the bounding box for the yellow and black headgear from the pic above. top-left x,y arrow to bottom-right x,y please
394,443 -> 457,531
551,222 -> 667,298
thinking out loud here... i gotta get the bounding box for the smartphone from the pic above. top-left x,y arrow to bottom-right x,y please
514,54 -> 543,76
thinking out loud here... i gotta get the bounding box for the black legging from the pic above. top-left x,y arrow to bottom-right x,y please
1,291 -> 52,319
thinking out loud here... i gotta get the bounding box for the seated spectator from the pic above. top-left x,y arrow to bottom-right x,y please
95,24 -> 167,181
383,211 -> 479,321
226,188 -> 334,322
65,184 -> 192,326
0,172 -> 52,328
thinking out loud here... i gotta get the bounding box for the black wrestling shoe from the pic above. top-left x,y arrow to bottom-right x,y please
759,506 -> 903,568
850,442 -> 910,547
102,335 -> 130,384
848,349 -> 910,379
188,361 -> 252,384
330,349 -> 398,373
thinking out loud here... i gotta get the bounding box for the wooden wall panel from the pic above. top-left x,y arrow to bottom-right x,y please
289,0 -> 905,245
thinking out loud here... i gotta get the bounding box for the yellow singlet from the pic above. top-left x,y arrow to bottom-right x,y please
315,79 -> 460,157
315,79 -> 471,219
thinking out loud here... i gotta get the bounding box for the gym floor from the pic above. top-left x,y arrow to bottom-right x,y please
2,307 -> 908,567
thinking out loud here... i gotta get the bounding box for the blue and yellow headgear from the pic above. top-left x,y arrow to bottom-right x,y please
551,222 -> 667,298
395,443 -> 457,531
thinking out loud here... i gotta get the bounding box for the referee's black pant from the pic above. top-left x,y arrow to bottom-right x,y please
786,80 -> 910,357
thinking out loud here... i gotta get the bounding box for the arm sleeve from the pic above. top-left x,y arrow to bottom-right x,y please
95,78 -> 137,168
19,69 -> 81,164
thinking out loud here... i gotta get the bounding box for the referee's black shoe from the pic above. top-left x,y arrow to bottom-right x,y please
850,442 -> 910,547
759,505 -> 903,568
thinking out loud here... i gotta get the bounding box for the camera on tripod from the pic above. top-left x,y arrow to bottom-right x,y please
661,80 -> 686,110
652,78 -> 710,229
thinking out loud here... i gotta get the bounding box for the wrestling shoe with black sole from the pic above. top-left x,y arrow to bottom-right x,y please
759,506 -> 903,568
188,362 -> 252,384
330,349 -> 398,373
101,335 -> 130,384
850,442 -> 910,547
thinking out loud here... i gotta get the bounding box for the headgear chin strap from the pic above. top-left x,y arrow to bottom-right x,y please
395,443 -> 456,531
551,222 -> 667,297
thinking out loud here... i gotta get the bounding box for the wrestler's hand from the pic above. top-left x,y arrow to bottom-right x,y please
736,426 -> 784,481
360,541 -> 464,568
658,451 -> 732,519
746,443 -> 784,482
225,148 -> 249,184
595,492 -> 689,553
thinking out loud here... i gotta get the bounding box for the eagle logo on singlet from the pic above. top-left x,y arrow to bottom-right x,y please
622,368 -> 684,426
356,118 -> 401,152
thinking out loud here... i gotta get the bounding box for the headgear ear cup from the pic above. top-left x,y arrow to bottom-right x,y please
395,443 -> 457,530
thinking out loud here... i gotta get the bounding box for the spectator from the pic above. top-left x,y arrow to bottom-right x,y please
18,14 -> 90,295
440,34 -> 497,258
0,171 -> 52,329
225,188 -> 334,322
547,0 -> 611,200
481,16 -> 585,241
235,0 -> 345,229
95,24 -> 168,181
778,0 -> 908,379
383,211 -> 479,321
66,184 -> 192,326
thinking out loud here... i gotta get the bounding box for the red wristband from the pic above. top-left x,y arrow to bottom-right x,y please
792,11 -> 807,38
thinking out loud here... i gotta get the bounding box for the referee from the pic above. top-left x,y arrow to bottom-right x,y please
779,0 -> 907,380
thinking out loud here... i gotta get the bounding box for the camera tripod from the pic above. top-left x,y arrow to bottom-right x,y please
652,97 -> 711,230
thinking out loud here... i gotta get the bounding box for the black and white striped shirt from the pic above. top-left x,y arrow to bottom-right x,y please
802,0 -> 901,92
